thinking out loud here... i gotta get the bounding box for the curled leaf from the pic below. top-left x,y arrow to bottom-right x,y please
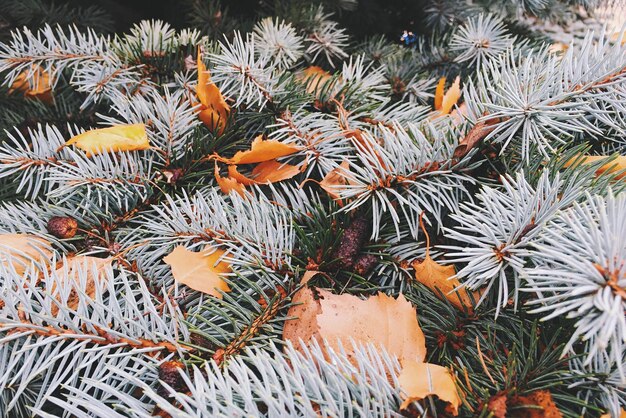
163,245 -> 231,298
223,135 -> 301,165
434,76 -> 461,115
0,233 -> 52,275
399,360 -> 461,415
9,65 -> 53,103
197,51 -> 230,134
319,160 -> 353,202
66,124 -> 150,156
215,164 -> 246,197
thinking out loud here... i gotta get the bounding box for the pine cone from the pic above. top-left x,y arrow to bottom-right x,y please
332,215 -> 370,270
353,254 -> 378,276
157,360 -> 186,397
46,216 -> 78,239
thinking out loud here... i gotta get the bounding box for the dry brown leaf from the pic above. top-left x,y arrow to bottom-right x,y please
9,65 -> 53,103
51,256 -> 112,314
565,155 -> 626,180
215,164 -> 246,197
434,76 -> 461,115
319,160 -> 352,201
283,274 -> 426,365
0,233 -> 52,275
66,124 -> 150,156
488,393 -> 508,418
223,135 -> 301,165
163,245 -> 231,298
413,215 -> 477,311
197,51 -> 230,134
399,360 -> 461,415
509,390 -> 562,418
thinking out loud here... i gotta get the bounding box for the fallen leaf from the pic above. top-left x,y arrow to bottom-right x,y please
565,154 -> 626,180
66,124 -> 150,156
300,66 -> 333,96
413,215 -> 477,311
250,159 -> 300,183
223,135 -> 301,165
283,275 -> 426,365
434,76 -> 461,115
453,117 -> 500,159
509,390 -> 562,418
51,256 -> 112,314
163,245 -> 231,298
399,360 -> 461,415
488,392 -> 508,418
601,409 -> 626,418
197,51 -> 230,134
0,233 -> 52,275
9,65 -> 53,103
215,163 -> 246,197
319,160 -> 353,201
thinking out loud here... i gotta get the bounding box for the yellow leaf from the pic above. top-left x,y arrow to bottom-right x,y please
434,77 -> 446,110
565,154 -> 626,180
300,66 -> 333,96
9,65 -> 53,103
51,256 -> 112,314
66,124 -> 150,156
413,214 -> 477,311
163,245 -> 232,298
197,51 -> 230,134
0,233 -> 52,275
283,273 -> 426,365
224,135 -> 301,165
399,360 -> 461,415
215,163 -> 246,197
434,76 -> 461,115
251,160 -> 300,183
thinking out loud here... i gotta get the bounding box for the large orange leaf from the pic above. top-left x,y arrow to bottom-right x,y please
9,65 -> 53,103
66,124 -> 150,156
163,245 -> 231,298
224,135 -> 301,165
283,273 -> 426,365
52,256 -> 112,314
399,360 -> 461,415
434,76 -> 461,115
0,233 -> 52,275
215,164 -> 246,197
197,51 -> 230,134
251,160 -> 300,183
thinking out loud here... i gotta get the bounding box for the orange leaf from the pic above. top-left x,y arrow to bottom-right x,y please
283,273 -> 426,365
434,77 -> 446,110
601,409 -> 626,418
66,124 -> 150,157
319,160 -> 353,202
215,164 -> 246,196
434,76 -> 461,115
52,256 -> 112,314
509,390 -> 563,418
399,360 -> 461,415
163,245 -> 231,298
197,51 -> 230,134
413,215 -> 477,311
0,233 -> 52,275
300,66 -> 333,95
9,65 -> 53,103
225,135 -> 301,165
251,160 -> 300,183
565,154 -> 626,180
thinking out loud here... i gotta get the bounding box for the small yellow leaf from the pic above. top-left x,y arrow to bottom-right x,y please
51,256 -> 112,314
440,76 -> 461,115
66,124 -> 150,156
399,360 -> 461,415
434,77 -> 446,110
9,65 -> 53,103
319,160 -> 353,202
565,154 -> 626,180
224,135 -> 301,165
163,245 -> 232,298
197,51 -> 230,134
300,66 -> 333,96
0,233 -> 52,275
